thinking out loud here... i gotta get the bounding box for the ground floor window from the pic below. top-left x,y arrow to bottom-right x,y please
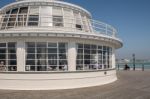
76,44 -> 112,70
0,42 -> 113,72
25,42 -> 68,71
0,42 -> 17,71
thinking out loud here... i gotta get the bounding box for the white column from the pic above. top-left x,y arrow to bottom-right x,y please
68,42 -> 77,71
112,47 -> 116,68
17,41 -> 25,72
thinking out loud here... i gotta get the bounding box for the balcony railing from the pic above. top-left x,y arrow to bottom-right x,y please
0,14 -> 117,38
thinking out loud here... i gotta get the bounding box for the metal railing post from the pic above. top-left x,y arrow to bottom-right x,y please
142,64 -> 144,71
133,54 -> 135,71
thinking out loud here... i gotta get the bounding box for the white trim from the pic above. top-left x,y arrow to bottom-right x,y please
0,32 -> 123,48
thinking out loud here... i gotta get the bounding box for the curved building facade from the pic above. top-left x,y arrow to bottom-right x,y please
0,0 -> 123,90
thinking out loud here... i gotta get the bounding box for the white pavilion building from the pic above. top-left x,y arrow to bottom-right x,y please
0,0 -> 123,90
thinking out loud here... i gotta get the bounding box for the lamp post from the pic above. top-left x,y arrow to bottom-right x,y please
133,54 -> 135,71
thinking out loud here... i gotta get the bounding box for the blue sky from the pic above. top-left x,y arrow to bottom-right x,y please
0,0 -> 150,60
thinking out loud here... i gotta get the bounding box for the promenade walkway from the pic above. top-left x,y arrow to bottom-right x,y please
0,70 -> 150,99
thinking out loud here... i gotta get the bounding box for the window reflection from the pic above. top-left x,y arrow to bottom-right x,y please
0,42 -> 17,71
28,6 -> 39,26
76,44 -> 112,70
53,16 -> 63,27
26,42 -> 68,71
1,11 -> 10,29
17,7 -> 28,26
28,15 -> 39,26
48,43 -> 57,47
7,8 -> 18,28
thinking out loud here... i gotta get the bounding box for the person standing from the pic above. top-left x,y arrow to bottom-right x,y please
0,61 -> 6,71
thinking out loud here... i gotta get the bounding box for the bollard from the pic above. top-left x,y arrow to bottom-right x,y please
133,66 -> 135,71
142,64 -> 144,71
132,54 -> 136,71
118,64 -> 120,70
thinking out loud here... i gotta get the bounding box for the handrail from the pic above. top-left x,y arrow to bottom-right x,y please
0,14 -> 118,38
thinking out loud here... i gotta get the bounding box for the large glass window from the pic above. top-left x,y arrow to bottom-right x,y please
7,8 -> 18,28
76,44 -> 112,70
17,7 -> 28,27
52,7 -> 63,27
0,42 -> 17,71
25,42 -> 68,71
53,16 -> 63,27
1,7 -> 28,29
1,11 -> 10,29
28,15 -> 39,26
28,6 -> 39,26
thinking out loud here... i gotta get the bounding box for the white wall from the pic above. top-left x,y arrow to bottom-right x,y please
0,70 -> 117,90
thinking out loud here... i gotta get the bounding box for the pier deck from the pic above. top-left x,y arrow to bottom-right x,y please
0,70 -> 150,99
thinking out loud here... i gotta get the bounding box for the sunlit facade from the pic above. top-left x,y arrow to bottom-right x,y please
0,0 -> 122,90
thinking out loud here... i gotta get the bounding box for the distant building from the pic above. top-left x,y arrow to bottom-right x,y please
0,0 -> 122,90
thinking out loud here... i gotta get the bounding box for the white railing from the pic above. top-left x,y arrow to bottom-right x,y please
0,14 -> 117,38
91,20 -> 117,37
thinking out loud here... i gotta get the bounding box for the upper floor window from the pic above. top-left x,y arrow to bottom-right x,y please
73,11 -> 82,30
7,8 -> 18,28
28,6 -> 39,26
52,7 -> 63,27
53,16 -> 63,27
19,7 -> 28,14
17,7 -> 28,26
0,5 -> 91,32
28,15 -> 39,26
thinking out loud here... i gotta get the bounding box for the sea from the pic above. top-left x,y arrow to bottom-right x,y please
117,62 -> 150,70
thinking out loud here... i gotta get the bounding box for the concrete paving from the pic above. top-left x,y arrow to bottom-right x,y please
0,70 -> 150,99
